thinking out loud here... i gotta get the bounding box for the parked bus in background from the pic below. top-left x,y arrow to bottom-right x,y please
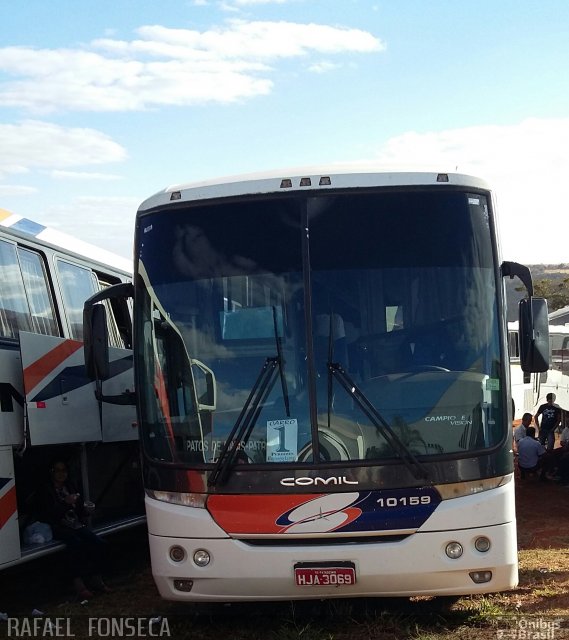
0,209 -> 143,570
84,168 -> 549,601
510,320 -> 569,425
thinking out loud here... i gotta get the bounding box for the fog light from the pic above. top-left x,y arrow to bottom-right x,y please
445,542 -> 463,559
470,570 -> 492,584
474,536 -> 491,553
173,579 -> 194,592
169,545 -> 185,562
193,549 -> 211,567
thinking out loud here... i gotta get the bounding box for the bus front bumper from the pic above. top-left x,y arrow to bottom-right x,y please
148,522 -> 518,602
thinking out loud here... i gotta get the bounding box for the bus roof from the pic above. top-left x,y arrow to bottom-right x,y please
0,208 -> 131,274
138,166 -> 492,213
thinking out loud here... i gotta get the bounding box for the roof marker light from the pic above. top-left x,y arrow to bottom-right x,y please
299,177 -> 311,187
280,179 -> 293,189
170,191 -> 182,200
319,176 -> 332,186
436,174 -> 449,183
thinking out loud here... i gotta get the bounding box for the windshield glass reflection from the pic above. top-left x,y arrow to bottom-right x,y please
136,190 -> 503,465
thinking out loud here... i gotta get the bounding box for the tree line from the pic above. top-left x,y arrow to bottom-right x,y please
505,265 -> 569,321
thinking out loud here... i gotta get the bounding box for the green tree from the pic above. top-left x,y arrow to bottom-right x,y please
533,277 -> 569,312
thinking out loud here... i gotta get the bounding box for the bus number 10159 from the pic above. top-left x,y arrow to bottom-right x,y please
376,495 -> 432,507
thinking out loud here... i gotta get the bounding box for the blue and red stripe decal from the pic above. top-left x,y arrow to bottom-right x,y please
0,478 -> 17,530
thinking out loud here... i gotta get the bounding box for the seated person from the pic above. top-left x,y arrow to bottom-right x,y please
513,413 -> 532,453
517,427 -> 546,479
541,422 -> 569,484
38,461 -> 110,599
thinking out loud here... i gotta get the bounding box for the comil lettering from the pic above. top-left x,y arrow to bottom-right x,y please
280,476 -> 359,487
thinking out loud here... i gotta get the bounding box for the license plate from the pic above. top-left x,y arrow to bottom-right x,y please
294,563 -> 356,587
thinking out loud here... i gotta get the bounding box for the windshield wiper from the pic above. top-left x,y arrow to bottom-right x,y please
273,306 -> 290,417
328,362 -> 430,481
208,356 -> 280,486
208,307 -> 290,487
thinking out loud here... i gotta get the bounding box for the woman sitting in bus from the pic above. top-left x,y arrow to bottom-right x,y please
38,461 -> 110,600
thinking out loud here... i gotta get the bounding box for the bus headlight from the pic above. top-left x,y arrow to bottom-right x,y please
169,546 -> 186,562
146,489 -> 206,508
474,536 -> 491,553
193,549 -> 211,567
445,542 -> 463,559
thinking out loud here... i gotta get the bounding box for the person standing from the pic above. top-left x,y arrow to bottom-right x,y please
534,393 -> 562,451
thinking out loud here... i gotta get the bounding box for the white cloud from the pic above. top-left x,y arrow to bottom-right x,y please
0,21 -> 383,113
49,170 -> 124,181
41,196 -> 140,258
307,61 -> 340,73
0,120 -> 127,179
0,185 -> 37,196
230,0 -> 293,5
371,118 -> 569,264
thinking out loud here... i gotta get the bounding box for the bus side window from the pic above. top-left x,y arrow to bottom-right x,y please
56,260 -> 99,340
0,239 -> 32,338
18,247 -> 59,337
97,277 -> 131,349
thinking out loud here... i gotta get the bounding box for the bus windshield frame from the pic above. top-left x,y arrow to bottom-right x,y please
134,185 -> 508,483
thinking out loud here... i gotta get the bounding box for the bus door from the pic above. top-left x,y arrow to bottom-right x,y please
21,332 -> 136,444
19,332 -> 102,445
0,344 -> 25,446
0,446 -> 19,566
99,345 -> 137,443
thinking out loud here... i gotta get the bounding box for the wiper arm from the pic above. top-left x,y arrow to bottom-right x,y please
208,357 -> 280,487
272,306 -> 290,418
328,362 -> 430,481
209,306 -> 290,487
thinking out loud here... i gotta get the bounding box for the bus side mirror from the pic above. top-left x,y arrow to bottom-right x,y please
84,303 -> 110,380
519,297 -> 549,373
192,359 -> 217,411
83,281 -> 133,383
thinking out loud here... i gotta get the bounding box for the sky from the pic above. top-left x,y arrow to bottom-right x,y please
1,0 -> 568,265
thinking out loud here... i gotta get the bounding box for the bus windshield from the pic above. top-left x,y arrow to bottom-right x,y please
135,189 -> 503,466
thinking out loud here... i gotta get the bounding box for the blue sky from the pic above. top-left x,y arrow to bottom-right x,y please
1,0 -> 568,264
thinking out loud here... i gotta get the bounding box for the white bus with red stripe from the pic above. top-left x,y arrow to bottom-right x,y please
85,168 -> 549,601
0,210 -> 143,570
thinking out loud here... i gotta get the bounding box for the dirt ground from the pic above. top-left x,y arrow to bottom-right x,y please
515,467 -> 569,549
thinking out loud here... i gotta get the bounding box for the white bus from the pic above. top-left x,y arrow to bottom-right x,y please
0,209 -> 143,570
85,169 -> 549,601
510,320 -> 569,423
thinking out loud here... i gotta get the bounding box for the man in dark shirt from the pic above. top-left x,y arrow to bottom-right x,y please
534,393 -> 562,451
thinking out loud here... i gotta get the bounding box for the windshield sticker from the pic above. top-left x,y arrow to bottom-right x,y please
203,440 -> 266,455
486,378 -> 500,391
424,415 -> 472,426
267,419 -> 298,463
